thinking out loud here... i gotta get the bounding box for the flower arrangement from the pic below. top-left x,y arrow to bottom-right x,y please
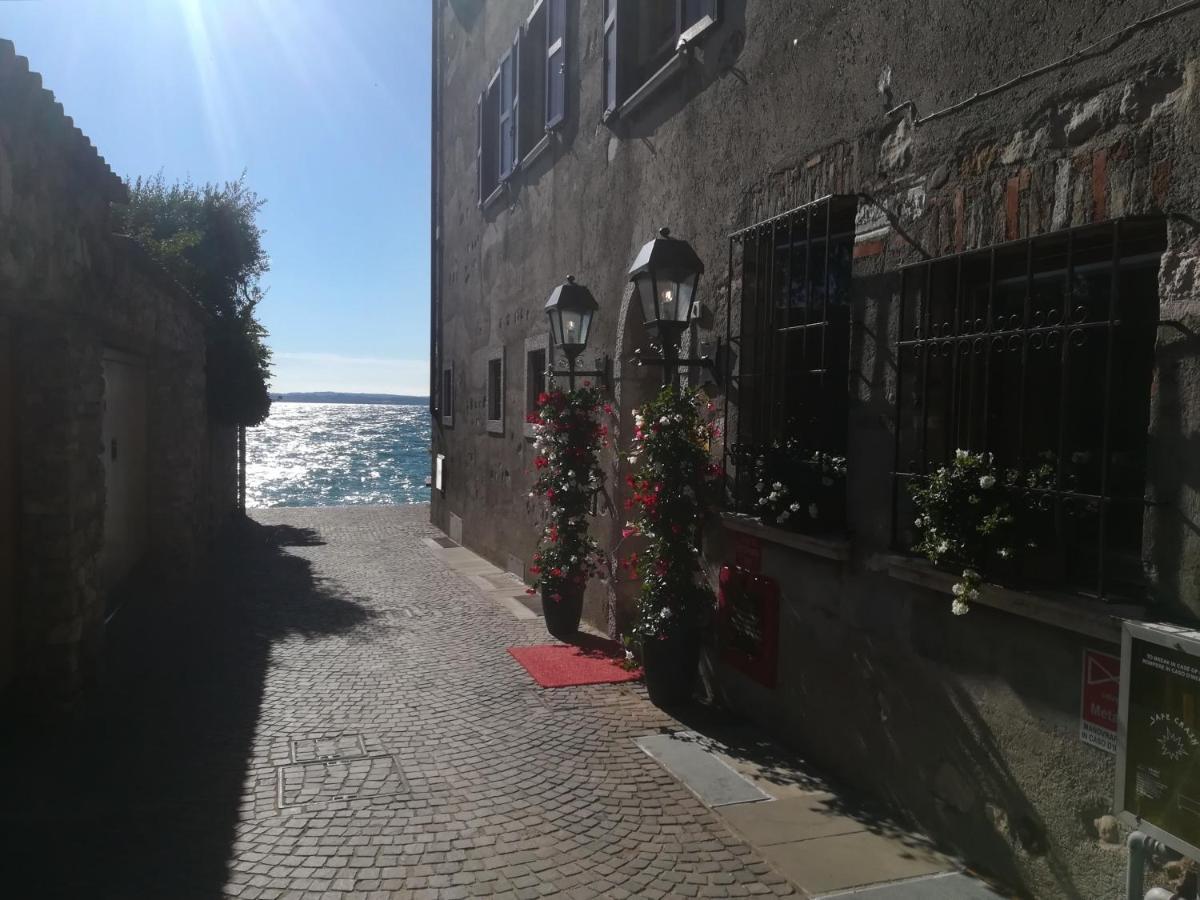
910,449 -> 1058,615
742,441 -> 847,530
622,386 -> 723,641
526,386 -> 611,604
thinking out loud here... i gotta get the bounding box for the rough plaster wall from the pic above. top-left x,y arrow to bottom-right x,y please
434,2 -> 1200,895
0,56 -> 219,709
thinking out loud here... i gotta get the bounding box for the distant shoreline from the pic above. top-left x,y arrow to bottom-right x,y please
272,392 -> 429,406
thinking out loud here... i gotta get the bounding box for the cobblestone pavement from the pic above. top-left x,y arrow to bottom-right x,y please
4,505 -> 795,899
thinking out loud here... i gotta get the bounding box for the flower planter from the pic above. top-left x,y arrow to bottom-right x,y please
542,579 -> 584,640
642,627 -> 700,708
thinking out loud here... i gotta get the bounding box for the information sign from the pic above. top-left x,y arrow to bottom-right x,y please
1116,622 -> 1200,859
1081,649 -> 1120,753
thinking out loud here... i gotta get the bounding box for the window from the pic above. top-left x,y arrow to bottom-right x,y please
487,352 -> 504,434
478,35 -> 519,205
893,218 -> 1166,598
603,0 -> 720,117
481,1 -> 571,205
724,196 -> 857,533
441,365 -> 454,427
523,334 -> 550,438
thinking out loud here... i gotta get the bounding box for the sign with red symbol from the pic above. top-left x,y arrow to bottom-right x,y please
1081,649 -> 1120,754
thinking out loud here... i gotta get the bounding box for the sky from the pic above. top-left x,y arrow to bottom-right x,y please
2,0 -> 430,395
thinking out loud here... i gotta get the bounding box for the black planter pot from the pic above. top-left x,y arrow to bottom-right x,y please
542,579 -> 584,640
642,628 -> 700,708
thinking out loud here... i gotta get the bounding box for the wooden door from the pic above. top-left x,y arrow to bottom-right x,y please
99,350 -> 148,594
0,320 -> 16,692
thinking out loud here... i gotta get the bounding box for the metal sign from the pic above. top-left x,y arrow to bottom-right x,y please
1116,622 -> 1200,859
717,565 -> 779,689
1081,649 -> 1120,753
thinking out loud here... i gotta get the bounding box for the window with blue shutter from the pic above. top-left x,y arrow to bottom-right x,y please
497,45 -> 516,180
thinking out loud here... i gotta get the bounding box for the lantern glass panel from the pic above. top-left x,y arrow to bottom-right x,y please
559,308 -> 586,347
636,273 -> 658,326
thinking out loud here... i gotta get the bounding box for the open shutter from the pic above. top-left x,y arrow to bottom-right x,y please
545,0 -> 566,128
680,0 -> 720,42
476,90 -> 485,206
602,0 -> 618,115
497,48 -> 516,179
510,30 -> 521,172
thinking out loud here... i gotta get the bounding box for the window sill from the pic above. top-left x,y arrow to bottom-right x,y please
486,420 -> 504,435
614,49 -> 688,120
520,133 -> 552,169
885,554 -> 1145,643
523,421 -> 536,440
480,183 -> 507,213
719,512 -> 851,562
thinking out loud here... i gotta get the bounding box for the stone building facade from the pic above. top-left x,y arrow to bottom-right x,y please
430,2 -> 1200,895
0,40 -> 236,710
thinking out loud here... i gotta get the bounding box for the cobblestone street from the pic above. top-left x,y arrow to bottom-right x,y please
4,506 -> 797,899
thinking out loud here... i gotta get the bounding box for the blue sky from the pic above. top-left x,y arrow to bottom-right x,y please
3,0 -> 430,395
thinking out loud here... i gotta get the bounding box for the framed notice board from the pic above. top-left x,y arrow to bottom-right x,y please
717,565 -> 780,688
1116,621 -> 1200,858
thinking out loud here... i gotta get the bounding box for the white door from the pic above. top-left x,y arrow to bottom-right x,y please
99,350 -> 148,594
0,320 -> 15,691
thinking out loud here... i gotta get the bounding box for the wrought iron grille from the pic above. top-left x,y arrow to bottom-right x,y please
723,195 -> 857,532
892,217 -> 1167,600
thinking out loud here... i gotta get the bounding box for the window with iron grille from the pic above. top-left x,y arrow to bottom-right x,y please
602,0 -> 719,117
441,365 -> 455,428
892,217 -> 1166,600
724,195 -> 857,533
487,353 -> 504,434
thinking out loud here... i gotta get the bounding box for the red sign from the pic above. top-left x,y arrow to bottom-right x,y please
718,565 -> 779,688
1081,648 -> 1120,754
733,533 -> 762,573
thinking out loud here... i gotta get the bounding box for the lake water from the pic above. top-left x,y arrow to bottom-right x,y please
246,402 -> 431,507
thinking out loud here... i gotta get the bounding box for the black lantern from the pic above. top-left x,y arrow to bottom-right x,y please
628,228 -> 715,387
544,275 -> 598,364
544,275 -> 607,390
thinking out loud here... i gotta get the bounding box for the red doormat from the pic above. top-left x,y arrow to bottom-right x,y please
507,634 -> 642,688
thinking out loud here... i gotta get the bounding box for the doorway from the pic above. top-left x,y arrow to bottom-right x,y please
99,349 -> 148,596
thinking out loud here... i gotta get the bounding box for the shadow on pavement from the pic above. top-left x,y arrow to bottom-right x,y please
0,516 -> 372,899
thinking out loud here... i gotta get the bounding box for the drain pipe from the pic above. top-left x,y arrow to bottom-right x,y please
1128,830 -> 1177,900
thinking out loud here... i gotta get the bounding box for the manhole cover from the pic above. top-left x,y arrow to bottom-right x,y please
277,755 -> 407,808
433,536 -> 459,548
290,733 -> 369,763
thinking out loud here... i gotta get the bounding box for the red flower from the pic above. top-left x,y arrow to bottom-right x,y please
603,404 -> 614,415
550,567 -> 563,578
534,457 -> 548,469
529,565 -> 541,575
546,489 -> 556,500
537,392 -> 551,406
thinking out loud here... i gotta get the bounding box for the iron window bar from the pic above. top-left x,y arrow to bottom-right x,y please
723,194 -> 858,533
890,215 -> 1168,602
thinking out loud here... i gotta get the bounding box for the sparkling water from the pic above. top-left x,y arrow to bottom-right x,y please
246,402 -> 431,507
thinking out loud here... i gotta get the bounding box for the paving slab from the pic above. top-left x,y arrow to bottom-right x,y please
720,794 -> 867,844
760,828 -> 952,895
637,731 -> 774,807
813,870 -> 1008,898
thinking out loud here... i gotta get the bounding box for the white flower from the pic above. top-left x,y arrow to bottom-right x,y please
936,540 -> 949,554
997,548 -> 1011,559
659,607 -> 673,619
625,650 -> 635,662
979,475 -> 996,490
789,503 -> 801,513
963,568 -> 978,580
567,470 -> 576,478
673,413 -> 684,423
951,598 -> 970,616
772,481 -> 783,491
755,482 -> 765,492
808,503 -> 819,518
757,498 -> 768,506
955,449 -> 970,461
627,456 -> 638,465
952,582 -> 966,597
967,588 -> 980,601
659,416 -> 670,425
769,492 -> 779,502
914,516 -> 925,527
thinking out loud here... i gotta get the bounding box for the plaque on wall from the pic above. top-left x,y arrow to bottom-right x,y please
1116,622 -> 1200,858
717,565 -> 779,689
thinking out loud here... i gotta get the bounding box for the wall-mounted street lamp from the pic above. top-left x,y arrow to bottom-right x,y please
544,275 -> 608,391
628,227 -> 717,388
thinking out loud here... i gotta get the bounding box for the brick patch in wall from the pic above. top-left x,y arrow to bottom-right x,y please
1092,148 -> 1109,221
1152,159 -> 1171,209
853,239 -> 886,259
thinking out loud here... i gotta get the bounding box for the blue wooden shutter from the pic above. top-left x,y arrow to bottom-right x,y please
545,0 -> 566,128
498,46 -> 516,179
476,90 -> 485,205
602,0 -> 618,115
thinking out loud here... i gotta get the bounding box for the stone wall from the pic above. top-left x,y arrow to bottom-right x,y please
0,40 -> 235,710
433,3 -> 1200,896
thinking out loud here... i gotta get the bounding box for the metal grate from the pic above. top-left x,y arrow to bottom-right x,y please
892,217 -> 1167,600
723,195 -> 857,531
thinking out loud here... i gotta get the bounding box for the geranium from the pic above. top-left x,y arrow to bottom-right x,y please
624,386 -> 722,641
528,386 -> 609,601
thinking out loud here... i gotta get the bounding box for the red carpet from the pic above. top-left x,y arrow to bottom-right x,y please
508,634 -> 642,688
